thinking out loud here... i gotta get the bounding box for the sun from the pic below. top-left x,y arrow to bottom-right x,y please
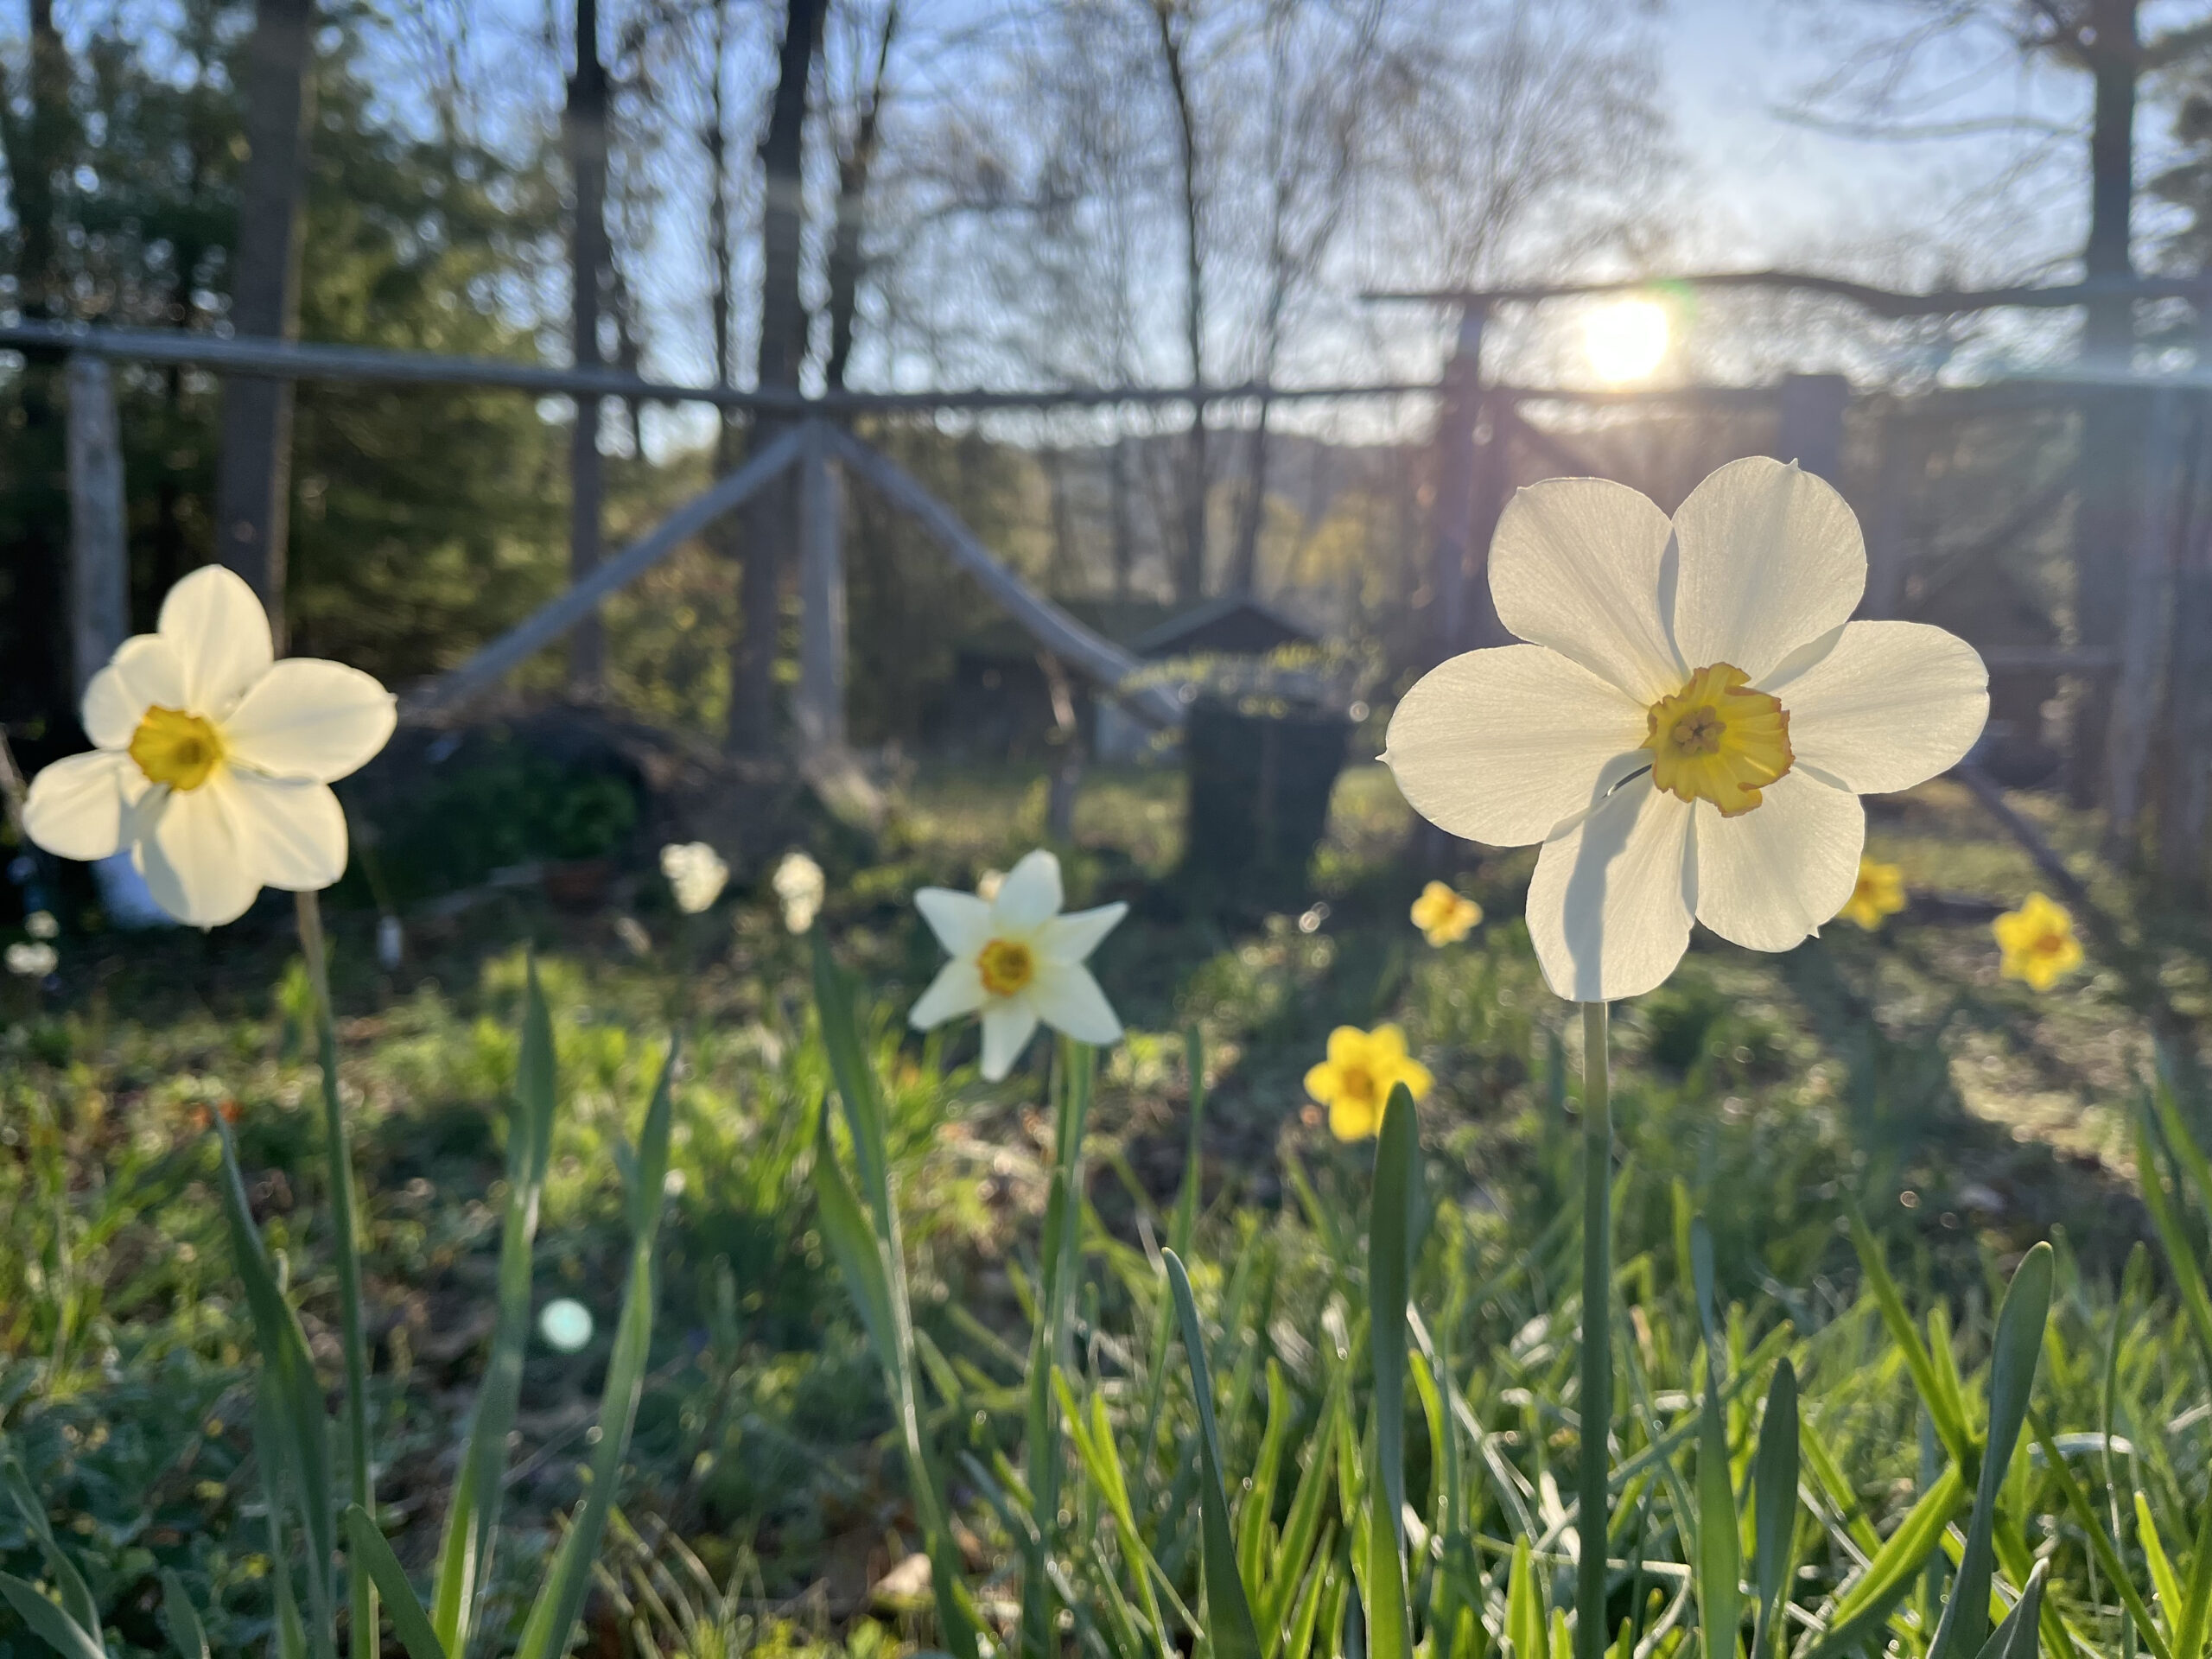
1582,296 -> 1669,385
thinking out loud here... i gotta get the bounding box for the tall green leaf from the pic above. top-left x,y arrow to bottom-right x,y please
1366,1087 -> 1420,1659
1927,1243 -> 2052,1659
511,1045 -> 676,1659
1973,1560 -> 2048,1659
344,1507 -> 450,1659
810,1058 -> 980,1659
215,1120 -> 336,1659
1750,1362 -> 1799,1659
3,1456 -> 100,1641
0,1574 -> 105,1659
158,1571 -> 207,1659
1847,1210 -> 1973,1472
1166,1250 -> 1263,1659
810,931 -> 893,1231
433,960 -> 560,1657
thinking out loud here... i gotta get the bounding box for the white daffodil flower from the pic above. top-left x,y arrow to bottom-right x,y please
910,849 -> 1126,1079
1384,458 -> 1987,1002
772,849 -> 825,933
660,841 -> 730,914
23,566 -> 396,929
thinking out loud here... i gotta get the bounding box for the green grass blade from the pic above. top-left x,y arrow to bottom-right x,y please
2178,1497 -> 2212,1659
1800,1465 -> 1963,1659
1238,1360 -> 1294,1600
1367,1087 -> 1419,1659
1973,1560 -> 2047,1659
433,959 -> 559,1656
1166,1249 -> 1263,1659
1847,1210 -> 1974,1472
1696,1376 -> 1742,1659
344,1506 -> 450,1659
2132,1109 -> 2212,1376
2023,1419 -> 2170,1659
0,1573 -> 105,1659
1260,1369 -> 1345,1656
1508,1537 -> 1543,1659
2139,1492 -> 2182,1637
3,1456 -> 101,1639
811,1091 -> 980,1659
215,1120 -> 335,1659
1750,1361 -> 1798,1659
810,931 -> 893,1232
158,1571 -> 207,1659
512,1045 -> 675,1659
1928,1242 -> 2051,1659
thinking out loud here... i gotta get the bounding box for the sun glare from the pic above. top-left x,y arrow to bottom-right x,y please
1582,297 -> 1669,384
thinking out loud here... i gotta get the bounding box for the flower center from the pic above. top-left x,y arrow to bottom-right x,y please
1642,663 -> 1793,817
129,705 -> 225,791
977,938 -> 1034,997
1335,1064 -> 1377,1107
2029,929 -> 2069,959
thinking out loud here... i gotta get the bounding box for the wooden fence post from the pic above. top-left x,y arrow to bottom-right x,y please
1427,302 -> 1486,663
795,420 -> 848,751
66,353 -> 128,699
2106,385 -> 2181,855
2161,395 -> 2212,882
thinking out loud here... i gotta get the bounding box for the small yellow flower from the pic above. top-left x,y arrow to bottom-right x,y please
1993,892 -> 2083,991
1410,880 -> 1482,945
1305,1023 -> 1433,1143
1839,858 -> 1906,931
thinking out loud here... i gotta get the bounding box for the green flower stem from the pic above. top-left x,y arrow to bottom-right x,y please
1577,1000 -> 1611,1659
295,891 -> 375,1659
1022,1039 -> 1094,1659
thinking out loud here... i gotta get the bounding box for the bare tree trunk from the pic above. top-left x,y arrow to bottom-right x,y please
2070,0 -> 2142,805
213,0 -> 315,649
565,0 -> 610,694
0,2 -> 78,719
824,3 -> 899,393
703,0 -> 745,690
1154,3 -> 1207,606
728,0 -> 824,754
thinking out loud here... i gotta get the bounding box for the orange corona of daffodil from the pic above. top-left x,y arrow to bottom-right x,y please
1305,1023 -> 1433,1143
1993,892 -> 2083,992
1411,880 -> 1483,945
1839,857 -> 1906,931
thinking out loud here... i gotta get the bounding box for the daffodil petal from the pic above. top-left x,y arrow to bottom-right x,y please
23,750 -> 137,861
914,887 -> 993,957
1037,901 -> 1127,963
979,1000 -> 1039,1081
1770,621 -> 1989,794
1029,962 -> 1122,1045
991,849 -> 1063,932
1489,477 -> 1684,702
132,779 -> 260,927
1329,1095 -> 1379,1141
1691,772 -> 1864,952
1382,645 -> 1649,846
1669,457 -> 1865,684
158,565 -> 275,720
221,659 -> 397,782
1325,1027 -> 1366,1068
910,957 -> 988,1028
1526,772 -> 1694,1002
223,771 -> 349,890
82,634 -> 187,748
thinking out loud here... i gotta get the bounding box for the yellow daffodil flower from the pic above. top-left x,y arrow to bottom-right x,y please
1993,892 -> 2083,991
1411,880 -> 1483,945
24,566 -> 395,927
1382,458 -> 1989,1001
1306,1023 -> 1433,1142
1840,857 -> 1906,931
